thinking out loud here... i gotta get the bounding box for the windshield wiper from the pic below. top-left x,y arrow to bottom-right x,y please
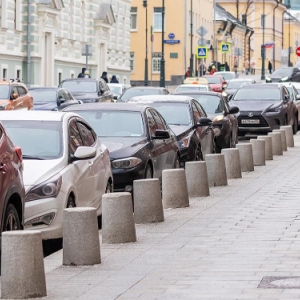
22,155 -> 46,160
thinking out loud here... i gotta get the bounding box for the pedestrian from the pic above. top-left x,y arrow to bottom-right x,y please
101,71 -> 108,83
225,62 -> 230,71
250,57 -> 256,75
233,57 -> 238,75
244,59 -> 250,75
209,65 -> 216,75
84,70 -> 91,78
268,61 -> 273,74
185,67 -> 190,78
110,75 -> 119,83
198,60 -> 206,76
77,67 -> 86,78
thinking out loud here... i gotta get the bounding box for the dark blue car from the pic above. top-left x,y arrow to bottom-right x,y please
29,87 -> 81,111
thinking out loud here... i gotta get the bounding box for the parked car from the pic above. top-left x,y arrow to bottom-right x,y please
0,79 -> 33,110
29,87 -> 81,111
213,71 -> 238,82
64,103 -> 180,192
230,83 -> 298,136
128,95 -> 215,165
173,91 -> 239,152
204,75 -> 227,93
59,78 -> 114,103
0,111 -> 113,240
0,122 -> 25,233
266,67 -> 300,83
118,86 -> 169,102
224,78 -> 256,97
183,77 -> 209,85
174,84 -> 211,93
107,83 -> 131,100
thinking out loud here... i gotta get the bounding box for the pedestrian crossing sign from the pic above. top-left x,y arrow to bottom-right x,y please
221,43 -> 230,53
196,46 -> 208,58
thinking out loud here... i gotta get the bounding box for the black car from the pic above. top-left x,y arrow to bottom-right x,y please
29,87 -> 80,111
266,67 -> 300,83
59,78 -> 113,103
129,95 -> 215,165
230,83 -> 298,136
118,86 -> 169,102
173,91 -> 239,152
63,103 -> 180,192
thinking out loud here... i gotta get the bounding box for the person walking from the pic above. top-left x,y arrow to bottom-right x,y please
268,61 -> 273,74
250,57 -> 256,75
209,65 -> 216,75
110,75 -> 119,83
244,59 -> 250,75
198,61 -> 206,76
77,67 -> 86,78
185,67 -> 190,78
101,71 -> 109,83
225,62 -> 230,71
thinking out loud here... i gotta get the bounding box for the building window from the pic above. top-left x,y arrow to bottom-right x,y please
261,14 -> 266,27
241,14 -> 247,26
152,52 -> 162,73
16,70 -> 21,79
130,7 -> 137,30
130,52 -> 135,72
3,69 -> 7,79
58,72 -> 62,84
154,7 -> 163,31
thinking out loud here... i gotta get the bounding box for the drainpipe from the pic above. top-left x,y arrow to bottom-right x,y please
27,0 -> 31,87
273,0 -> 279,71
244,28 -> 250,64
184,0 -> 187,77
282,6 -> 287,49
248,30 -> 254,62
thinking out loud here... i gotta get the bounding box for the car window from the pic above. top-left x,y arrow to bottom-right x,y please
58,90 -> 64,101
63,90 -> 71,101
194,101 -> 207,117
191,102 -> 201,123
76,122 -> 95,146
151,109 -> 166,130
69,119 -> 84,155
0,126 -> 3,140
282,87 -> 288,100
146,109 -> 158,137
11,86 -> 18,99
17,86 -> 27,96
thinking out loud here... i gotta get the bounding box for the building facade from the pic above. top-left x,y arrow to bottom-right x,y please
0,0 -> 131,87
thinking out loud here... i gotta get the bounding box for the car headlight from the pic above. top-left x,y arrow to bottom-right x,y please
25,174 -> 62,202
111,157 -> 142,169
281,76 -> 289,82
267,105 -> 282,113
266,77 -> 272,82
213,115 -> 224,122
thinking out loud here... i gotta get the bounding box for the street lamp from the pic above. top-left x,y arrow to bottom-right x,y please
143,0 -> 149,86
159,0 -> 165,87
261,0 -> 266,80
189,0 -> 193,77
288,5 -> 292,66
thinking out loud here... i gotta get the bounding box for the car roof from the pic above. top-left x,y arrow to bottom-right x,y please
129,95 -> 194,103
127,86 -> 166,90
63,102 -> 152,113
240,83 -> 281,89
107,83 -> 131,87
0,111 -> 78,121
176,84 -> 208,87
204,75 -> 223,78
228,78 -> 254,82
28,87 -> 59,90
173,91 -> 221,97
60,78 -> 102,83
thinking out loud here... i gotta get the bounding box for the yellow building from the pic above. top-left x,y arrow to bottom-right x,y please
217,0 -> 286,72
130,0 -> 214,86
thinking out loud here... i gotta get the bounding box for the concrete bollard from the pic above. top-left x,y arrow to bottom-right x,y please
268,132 -> 283,156
205,154 -> 228,187
102,192 -> 136,244
280,125 -> 294,147
133,178 -> 164,223
236,144 -> 254,172
1,230 -> 46,299
221,148 -> 242,179
185,161 -> 210,197
162,169 -> 189,208
273,129 -> 287,151
63,207 -> 101,266
250,139 -> 265,166
257,136 -> 273,160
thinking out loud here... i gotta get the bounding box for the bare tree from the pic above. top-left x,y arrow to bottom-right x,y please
235,0 -> 254,24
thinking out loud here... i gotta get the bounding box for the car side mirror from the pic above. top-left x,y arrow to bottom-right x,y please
228,106 -> 239,114
72,146 -> 96,161
152,130 -> 170,139
196,117 -> 212,127
113,95 -> 118,100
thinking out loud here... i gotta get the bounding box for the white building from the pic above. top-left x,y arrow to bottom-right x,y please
0,0 -> 132,86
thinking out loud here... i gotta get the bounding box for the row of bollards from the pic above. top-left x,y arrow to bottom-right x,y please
1,126 -> 295,299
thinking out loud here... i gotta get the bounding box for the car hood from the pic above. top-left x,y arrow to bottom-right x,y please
34,102 -> 57,111
23,159 -> 65,192
99,137 -> 147,160
69,92 -> 97,100
231,100 -> 281,112
169,125 -> 192,140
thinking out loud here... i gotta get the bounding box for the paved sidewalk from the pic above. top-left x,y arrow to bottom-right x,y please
9,134 -> 300,299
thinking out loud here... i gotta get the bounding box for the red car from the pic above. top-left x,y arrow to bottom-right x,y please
204,75 -> 227,93
0,122 -> 24,232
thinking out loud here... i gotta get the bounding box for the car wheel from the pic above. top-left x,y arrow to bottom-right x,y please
144,164 -> 153,179
66,195 -> 76,208
195,145 -> 203,161
293,116 -> 298,134
3,204 -> 21,231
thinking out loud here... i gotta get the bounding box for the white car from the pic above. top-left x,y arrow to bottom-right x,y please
0,111 -> 113,239
107,83 -> 131,100
174,84 -> 211,93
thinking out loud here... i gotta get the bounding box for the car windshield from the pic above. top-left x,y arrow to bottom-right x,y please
234,88 -> 280,101
227,81 -> 250,89
0,85 -> 9,99
61,81 -> 97,93
148,103 -> 191,126
192,95 -> 223,114
121,89 -> 162,101
30,90 -> 57,102
215,73 -> 234,80
108,86 -> 122,95
176,86 -> 207,92
272,68 -> 292,76
286,87 -> 294,98
74,110 -> 145,137
2,120 -> 63,159
205,77 -> 221,84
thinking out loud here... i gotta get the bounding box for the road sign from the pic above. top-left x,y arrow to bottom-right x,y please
296,46 -> 300,57
198,38 -> 206,46
196,26 -> 208,37
220,43 -> 230,53
196,46 -> 208,59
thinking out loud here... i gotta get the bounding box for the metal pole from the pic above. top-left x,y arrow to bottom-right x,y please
27,0 -> 31,86
85,44 -> 88,71
159,0 -> 165,87
261,0 -> 266,80
189,0 -> 193,77
288,8 -> 291,66
213,0 -> 217,62
144,1 -> 149,86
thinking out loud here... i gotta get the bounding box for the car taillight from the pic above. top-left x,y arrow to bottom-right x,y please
15,146 -> 23,163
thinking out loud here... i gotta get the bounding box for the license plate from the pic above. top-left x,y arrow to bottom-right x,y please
241,119 -> 260,124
